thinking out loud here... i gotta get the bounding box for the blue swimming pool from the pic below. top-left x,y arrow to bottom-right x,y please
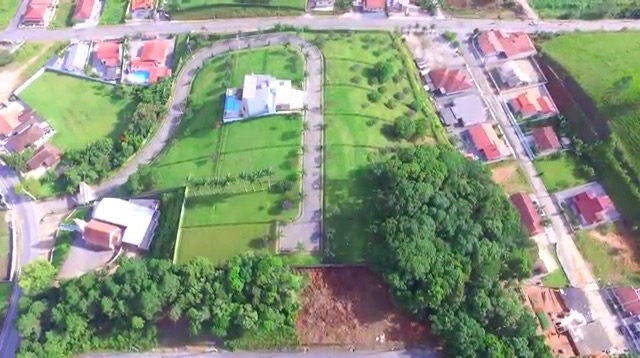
224,94 -> 240,112
127,71 -> 150,84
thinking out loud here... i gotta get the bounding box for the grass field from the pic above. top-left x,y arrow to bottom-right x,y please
490,160 -> 531,195
99,0 -> 128,24
0,0 -> 19,30
168,0 -> 305,20
542,269 -> 569,288
50,0 -> 73,28
19,72 -> 136,151
0,210 -> 8,281
533,153 -> 589,192
530,0 -> 637,19
575,230 -> 640,286
320,32 -> 442,263
151,47 -> 304,264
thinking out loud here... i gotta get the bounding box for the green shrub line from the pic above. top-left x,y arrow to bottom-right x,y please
148,187 -> 187,260
536,310 -> 550,330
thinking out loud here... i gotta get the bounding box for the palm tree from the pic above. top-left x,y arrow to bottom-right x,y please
265,167 -> 275,189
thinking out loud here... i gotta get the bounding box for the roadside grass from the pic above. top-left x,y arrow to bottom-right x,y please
50,0 -> 74,28
51,207 -> 89,269
99,0 -> 127,25
529,0 -> 634,20
574,230 -> 640,286
0,281 -> 11,321
0,0 -> 19,30
19,72 -> 136,151
542,269 -> 569,288
441,0 -> 519,19
533,153 -> 589,193
0,210 -> 8,281
320,31 -> 441,263
168,0 -> 305,20
151,47 -> 304,264
16,42 -> 66,81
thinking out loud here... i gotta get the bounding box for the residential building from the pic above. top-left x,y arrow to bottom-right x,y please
571,191 -> 613,226
532,126 -> 561,154
498,61 -> 531,88
94,41 -> 122,81
312,0 -> 334,10
439,94 -> 486,127
83,219 -> 123,250
7,124 -> 45,153
466,123 -> 509,162
555,310 -> 611,356
387,0 -> 408,11
128,39 -> 172,84
223,74 -> 304,123
508,92 -> 556,119
362,0 -> 385,12
558,287 -> 594,323
81,197 -> 160,251
510,192 -> 543,236
26,144 -> 61,171
0,102 -> 25,138
130,0 -> 154,11
473,30 -> 535,63
427,67 -> 472,96
21,0 -> 57,27
71,0 -> 96,23
608,286 -> 640,317
63,42 -> 91,72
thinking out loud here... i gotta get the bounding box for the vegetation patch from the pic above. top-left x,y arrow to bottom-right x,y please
0,0 -> 19,30
533,152 -> 590,192
167,0 -> 305,20
51,207 -> 89,269
50,0 -> 74,28
441,0 -> 522,19
541,269 -> 569,288
490,160 -> 531,194
99,0 -> 128,24
0,210 -> 8,281
0,281 -> 11,324
146,188 -> 187,260
530,0 -> 640,20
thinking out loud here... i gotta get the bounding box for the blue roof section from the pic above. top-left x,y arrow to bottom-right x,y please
224,95 -> 240,113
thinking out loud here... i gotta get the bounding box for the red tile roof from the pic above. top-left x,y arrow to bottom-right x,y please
84,219 -> 122,250
532,126 -> 561,152
95,42 -> 120,67
428,68 -> 472,95
476,30 -> 535,59
7,125 -> 44,153
510,193 -> 543,235
72,0 -> 94,21
467,124 -> 501,161
26,144 -> 61,171
140,40 -> 169,63
131,0 -> 154,10
510,93 -> 556,118
23,5 -> 47,22
363,0 -> 385,9
572,191 -> 613,225
611,286 -> 640,316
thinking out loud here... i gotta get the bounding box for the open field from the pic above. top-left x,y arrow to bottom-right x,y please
541,32 -> 640,225
442,0 -> 522,19
575,223 -> 640,286
168,0 -> 305,20
490,160 -> 531,194
533,153 -> 589,192
521,285 -> 575,357
19,72 -> 136,151
296,267 -> 434,349
321,32 -> 441,263
0,210 -> 8,281
99,0 -> 127,24
530,0 -> 639,19
0,0 -> 18,30
151,47 -> 304,264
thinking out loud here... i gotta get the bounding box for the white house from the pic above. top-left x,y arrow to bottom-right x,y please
223,74 -> 304,123
63,42 -> 91,72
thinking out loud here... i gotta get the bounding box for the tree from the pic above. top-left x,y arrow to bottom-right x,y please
392,115 -> 416,140
19,260 -> 56,297
368,145 -> 550,358
0,49 -> 14,67
125,164 -> 159,194
371,61 -> 394,83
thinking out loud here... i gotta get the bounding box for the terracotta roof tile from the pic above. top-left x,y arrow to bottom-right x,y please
476,30 -> 535,59
510,192 -> 543,235
26,144 -> 61,170
84,219 -> 122,249
72,0 -> 94,21
573,191 -> 613,225
428,68 -> 472,94
467,123 -> 501,161
7,125 -> 44,153
532,126 -> 561,152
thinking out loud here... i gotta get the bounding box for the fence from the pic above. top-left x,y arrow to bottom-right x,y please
13,67 -> 46,95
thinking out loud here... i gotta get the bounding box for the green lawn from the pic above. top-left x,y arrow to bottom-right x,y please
0,210 -> 8,281
151,47 -> 304,264
0,0 -> 19,30
50,0 -> 73,28
530,0 -> 636,19
542,269 -> 569,288
533,153 -> 589,192
168,0 -> 305,20
320,32 -> 441,263
99,0 -> 127,24
575,230 -> 640,286
19,72 -> 136,151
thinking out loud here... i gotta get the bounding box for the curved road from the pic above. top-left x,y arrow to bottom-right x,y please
0,33 -> 324,358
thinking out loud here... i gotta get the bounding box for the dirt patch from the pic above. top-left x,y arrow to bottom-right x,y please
490,161 -> 531,194
0,45 -> 52,101
522,285 -> 575,357
589,222 -> 640,273
296,267 -> 435,349
443,0 -> 523,19
403,33 -> 464,68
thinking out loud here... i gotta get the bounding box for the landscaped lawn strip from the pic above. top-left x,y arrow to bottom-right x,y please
542,269 -> 569,288
0,210 -> 8,280
168,0 -> 305,20
533,153 -> 589,193
320,32 -> 438,263
99,0 -> 128,24
19,72 -> 136,151
152,47 -> 304,264
0,0 -> 19,30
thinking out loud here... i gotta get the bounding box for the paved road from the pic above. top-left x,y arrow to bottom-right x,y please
460,40 -> 627,350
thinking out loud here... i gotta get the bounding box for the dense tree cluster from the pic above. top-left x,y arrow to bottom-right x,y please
60,80 -> 172,193
16,252 -> 303,357
368,145 -> 551,358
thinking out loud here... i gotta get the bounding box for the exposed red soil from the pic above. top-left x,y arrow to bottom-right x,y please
296,267 -> 435,350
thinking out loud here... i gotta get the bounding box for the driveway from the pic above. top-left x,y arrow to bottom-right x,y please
57,233 -> 115,279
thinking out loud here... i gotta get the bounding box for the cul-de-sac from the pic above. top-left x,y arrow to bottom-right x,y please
0,1 -> 639,357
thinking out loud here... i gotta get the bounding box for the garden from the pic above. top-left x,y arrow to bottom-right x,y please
166,0 -> 305,20
148,47 -> 305,264
533,152 -> 590,193
50,0 -> 74,28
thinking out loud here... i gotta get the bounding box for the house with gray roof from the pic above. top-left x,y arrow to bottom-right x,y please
439,94 -> 487,127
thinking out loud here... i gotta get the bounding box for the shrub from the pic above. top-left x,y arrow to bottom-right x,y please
409,100 -> 423,111
0,50 -> 14,67
392,74 -> 402,83
351,76 -> 362,84
393,92 -> 405,100
402,87 -> 411,95
371,61 -> 394,83
366,119 -> 377,127
350,64 -> 361,72
367,91 -> 381,103
393,116 -> 416,140
378,85 -> 388,94
385,100 -> 396,109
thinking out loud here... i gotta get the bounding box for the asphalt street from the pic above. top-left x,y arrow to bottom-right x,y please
0,8 -> 637,358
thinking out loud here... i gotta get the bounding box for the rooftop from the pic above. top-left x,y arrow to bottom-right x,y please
557,287 -> 593,323
611,286 -> 640,316
95,41 -> 120,67
26,143 -> 61,171
441,94 -> 486,127
509,92 -> 556,118
130,0 -> 154,10
572,191 -> 612,225
467,123 -> 508,161
84,219 -> 122,250
72,0 -> 94,22
92,197 -> 159,250
428,68 -> 472,95
509,192 -> 542,235
532,126 -> 561,152
139,39 -> 169,63
7,125 -> 44,153
363,0 -> 385,9
476,30 -> 535,59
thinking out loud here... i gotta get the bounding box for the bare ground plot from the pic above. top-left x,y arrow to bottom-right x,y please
296,267 -> 435,350
522,285 -> 575,357
443,0 -> 524,19
403,33 -> 465,69
576,223 -> 640,286
490,160 -> 531,194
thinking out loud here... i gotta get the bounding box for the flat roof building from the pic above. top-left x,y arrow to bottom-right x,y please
440,94 -> 486,127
